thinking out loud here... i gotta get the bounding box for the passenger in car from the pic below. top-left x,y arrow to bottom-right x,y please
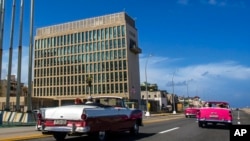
86,96 -> 94,104
75,98 -> 82,104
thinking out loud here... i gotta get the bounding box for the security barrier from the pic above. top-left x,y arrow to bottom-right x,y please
0,111 -> 36,126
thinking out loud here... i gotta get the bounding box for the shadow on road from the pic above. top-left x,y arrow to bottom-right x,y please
203,124 -> 230,130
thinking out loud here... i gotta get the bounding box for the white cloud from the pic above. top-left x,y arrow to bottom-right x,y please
177,0 -> 234,7
140,55 -> 250,107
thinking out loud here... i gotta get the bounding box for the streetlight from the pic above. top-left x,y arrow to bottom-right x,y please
145,54 -> 152,116
172,71 -> 176,114
186,80 -> 189,107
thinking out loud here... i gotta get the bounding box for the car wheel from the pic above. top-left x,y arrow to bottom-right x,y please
98,131 -> 106,141
202,122 -> 207,128
130,122 -> 139,135
198,121 -> 202,127
53,132 -> 67,141
227,123 -> 232,128
198,121 -> 206,128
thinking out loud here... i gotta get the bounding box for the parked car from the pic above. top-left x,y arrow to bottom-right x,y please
196,101 -> 232,128
36,96 -> 143,141
184,107 -> 199,118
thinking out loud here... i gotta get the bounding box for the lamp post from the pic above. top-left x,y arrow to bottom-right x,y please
145,54 -> 152,116
186,80 -> 189,107
172,71 -> 176,114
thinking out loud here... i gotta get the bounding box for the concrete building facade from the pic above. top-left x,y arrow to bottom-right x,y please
33,12 -> 142,106
0,75 -> 25,110
141,90 -> 168,112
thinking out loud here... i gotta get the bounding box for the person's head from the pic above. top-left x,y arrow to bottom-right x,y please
95,99 -> 100,103
75,98 -> 82,104
208,103 -> 212,107
87,96 -> 93,101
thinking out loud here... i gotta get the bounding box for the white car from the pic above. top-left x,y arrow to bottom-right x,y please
36,96 -> 143,141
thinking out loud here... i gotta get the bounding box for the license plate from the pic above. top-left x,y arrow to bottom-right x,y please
54,119 -> 67,125
209,115 -> 218,118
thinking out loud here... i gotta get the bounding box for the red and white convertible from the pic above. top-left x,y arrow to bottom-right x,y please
196,101 -> 233,128
36,96 -> 143,141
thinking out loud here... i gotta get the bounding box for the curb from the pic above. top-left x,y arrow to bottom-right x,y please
0,134 -> 51,141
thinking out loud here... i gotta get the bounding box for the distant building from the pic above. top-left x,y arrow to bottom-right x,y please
33,12 -> 142,107
0,75 -> 26,111
0,75 -> 25,97
141,90 -> 168,112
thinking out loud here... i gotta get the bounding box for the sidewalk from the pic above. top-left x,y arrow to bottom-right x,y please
241,108 -> 250,114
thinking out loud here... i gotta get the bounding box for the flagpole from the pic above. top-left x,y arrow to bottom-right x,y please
27,0 -> 34,112
0,0 -> 5,82
16,0 -> 24,112
5,0 -> 16,111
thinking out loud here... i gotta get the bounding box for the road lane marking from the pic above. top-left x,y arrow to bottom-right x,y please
159,127 -> 180,134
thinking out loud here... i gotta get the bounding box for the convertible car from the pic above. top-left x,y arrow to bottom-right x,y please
36,96 -> 143,141
184,107 -> 199,118
196,101 -> 232,128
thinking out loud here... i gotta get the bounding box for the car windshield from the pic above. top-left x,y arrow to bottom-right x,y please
92,97 -> 125,108
204,102 -> 229,108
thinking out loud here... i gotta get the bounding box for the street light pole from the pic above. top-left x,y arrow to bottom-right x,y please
172,71 -> 176,114
145,54 -> 151,116
186,81 -> 189,107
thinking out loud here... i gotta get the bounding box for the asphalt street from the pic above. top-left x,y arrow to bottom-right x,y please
0,112 -> 184,141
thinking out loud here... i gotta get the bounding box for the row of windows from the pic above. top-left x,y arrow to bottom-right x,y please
34,50 -> 127,67
33,83 -> 128,97
34,71 -> 128,86
34,61 -> 127,77
35,25 -> 126,49
35,38 -> 127,57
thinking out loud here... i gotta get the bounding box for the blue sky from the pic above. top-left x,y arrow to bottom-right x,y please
1,0 -> 250,108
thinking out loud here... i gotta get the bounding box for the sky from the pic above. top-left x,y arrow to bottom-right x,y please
1,0 -> 250,108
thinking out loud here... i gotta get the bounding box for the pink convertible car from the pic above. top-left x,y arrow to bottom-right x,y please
196,101 -> 233,128
184,107 -> 199,118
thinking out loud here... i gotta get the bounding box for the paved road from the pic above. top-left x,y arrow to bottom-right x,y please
0,113 -> 183,141
0,109 -> 249,141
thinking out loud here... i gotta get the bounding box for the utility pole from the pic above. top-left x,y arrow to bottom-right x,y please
145,54 -> 152,116
172,71 -> 176,114
186,80 -> 189,107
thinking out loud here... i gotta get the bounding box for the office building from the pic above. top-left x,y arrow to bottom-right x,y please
33,12 -> 142,106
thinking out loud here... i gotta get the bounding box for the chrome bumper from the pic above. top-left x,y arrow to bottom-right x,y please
42,125 -> 90,133
198,118 -> 232,123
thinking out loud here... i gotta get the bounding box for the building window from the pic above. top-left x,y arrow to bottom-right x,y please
121,25 -> 125,36
119,83 -> 123,93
